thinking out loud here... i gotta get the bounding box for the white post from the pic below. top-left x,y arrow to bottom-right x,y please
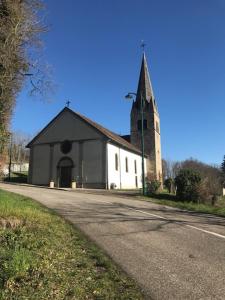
71,181 -> 76,189
49,181 -> 54,188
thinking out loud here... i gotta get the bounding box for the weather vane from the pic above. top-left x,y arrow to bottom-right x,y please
141,40 -> 146,52
66,100 -> 71,108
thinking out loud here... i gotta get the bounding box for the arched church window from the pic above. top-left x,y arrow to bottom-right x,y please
61,140 -> 72,154
115,153 -> 119,171
58,157 -> 73,167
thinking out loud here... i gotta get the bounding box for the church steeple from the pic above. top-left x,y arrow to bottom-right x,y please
136,53 -> 154,101
134,53 -> 157,113
130,52 -> 162,182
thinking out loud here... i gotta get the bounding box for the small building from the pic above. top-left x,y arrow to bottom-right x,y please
27,53 -> 162,189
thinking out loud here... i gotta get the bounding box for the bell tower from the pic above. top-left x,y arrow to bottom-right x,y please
130,53 -> 162,182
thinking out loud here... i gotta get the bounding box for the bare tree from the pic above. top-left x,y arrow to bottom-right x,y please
0,0 -> 50,170
162,159 -> 170,181
10,131 -> 30,164
162,159 -> 181,180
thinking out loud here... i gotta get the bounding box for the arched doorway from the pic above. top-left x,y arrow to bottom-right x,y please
57,157 -> 73,188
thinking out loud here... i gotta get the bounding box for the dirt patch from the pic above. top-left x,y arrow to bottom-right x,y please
0,217 -> 24,229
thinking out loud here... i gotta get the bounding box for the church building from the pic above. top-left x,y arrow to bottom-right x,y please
27,53 -> 162,189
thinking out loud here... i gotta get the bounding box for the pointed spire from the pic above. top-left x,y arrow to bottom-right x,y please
135,53 -> 155,106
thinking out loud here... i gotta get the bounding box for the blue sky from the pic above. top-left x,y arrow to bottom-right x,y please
13,0 -> 225,165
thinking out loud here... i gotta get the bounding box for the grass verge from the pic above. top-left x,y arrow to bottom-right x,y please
143,193 -> 225,217
0,189 -> 144,300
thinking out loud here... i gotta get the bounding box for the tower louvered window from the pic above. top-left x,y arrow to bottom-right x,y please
137,120 -> 147,131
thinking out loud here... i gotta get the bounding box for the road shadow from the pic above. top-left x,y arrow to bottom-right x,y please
52,200 -> 225,239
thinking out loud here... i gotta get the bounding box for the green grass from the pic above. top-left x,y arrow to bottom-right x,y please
143,192 -> 225,217
0,189 -> 144,300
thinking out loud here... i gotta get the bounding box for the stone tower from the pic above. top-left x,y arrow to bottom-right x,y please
130,53 -> 162,182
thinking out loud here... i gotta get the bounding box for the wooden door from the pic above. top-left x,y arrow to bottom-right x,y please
60,166 -> 72,187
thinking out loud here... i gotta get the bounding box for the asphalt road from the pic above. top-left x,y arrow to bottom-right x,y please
1,183 -> 225,299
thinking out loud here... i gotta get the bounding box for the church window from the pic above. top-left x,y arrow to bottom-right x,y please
135,176 -> 138,188
125,157 -> 129,172
134,160 -> 137,174
115,153 -> 119,171
61,140 -> 72,154
137,119 -> 147,131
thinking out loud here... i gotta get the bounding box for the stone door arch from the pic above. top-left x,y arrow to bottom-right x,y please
57,157 -> 74,187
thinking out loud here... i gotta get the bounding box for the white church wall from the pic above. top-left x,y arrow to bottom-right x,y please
107,143 -> 146,189
83,140 -> 103,186
33,110 -> 102,145
31,144 -> 50,185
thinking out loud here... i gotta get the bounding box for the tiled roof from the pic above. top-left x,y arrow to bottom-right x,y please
120,135 -> 131,143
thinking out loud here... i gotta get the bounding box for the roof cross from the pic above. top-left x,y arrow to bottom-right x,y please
66,100 -> 71,108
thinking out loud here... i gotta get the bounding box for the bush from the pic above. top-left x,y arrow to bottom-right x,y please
164,178 -> 174,193
146,180 -> 161,195
180,158 -> 223,200
175,169 -> 202,202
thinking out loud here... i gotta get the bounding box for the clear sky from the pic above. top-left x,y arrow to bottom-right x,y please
13,0 -> 225,165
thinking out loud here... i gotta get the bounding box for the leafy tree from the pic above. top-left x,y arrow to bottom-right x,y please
175,169 -> 202,202
162,158 -> 222,204
181,158 -> 222,202
221,155 -> 225,186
